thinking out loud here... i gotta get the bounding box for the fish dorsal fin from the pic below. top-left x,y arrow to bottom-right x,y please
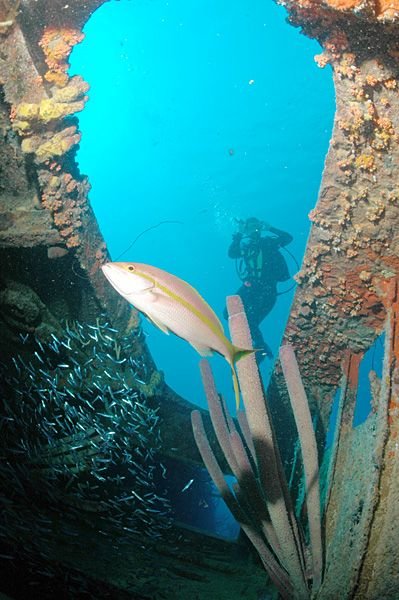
148,314 -> 170,334
190,342 -> 213,357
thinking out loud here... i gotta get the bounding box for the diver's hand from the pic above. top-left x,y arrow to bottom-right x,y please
238,221 -> 247,234
232,232 -> 243,242
261,221 -> 271,231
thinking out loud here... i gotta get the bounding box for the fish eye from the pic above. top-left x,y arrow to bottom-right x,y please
128,266 -> 135,272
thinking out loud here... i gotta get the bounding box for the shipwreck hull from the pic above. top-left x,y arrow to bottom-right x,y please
1,0 -> 399,598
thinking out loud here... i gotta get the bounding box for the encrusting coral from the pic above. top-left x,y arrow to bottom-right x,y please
39,27 -> 84,88
277,22 -> 399,398
13,76 -> 87,124
8,27 -> 91,251
11,76 -> 89,157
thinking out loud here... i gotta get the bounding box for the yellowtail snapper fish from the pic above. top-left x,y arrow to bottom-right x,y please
101,262 -> 253,408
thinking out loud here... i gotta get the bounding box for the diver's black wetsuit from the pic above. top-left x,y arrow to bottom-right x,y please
227,226 -> 293,360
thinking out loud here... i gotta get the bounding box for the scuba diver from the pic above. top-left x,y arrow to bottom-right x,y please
226,217 -> 293,362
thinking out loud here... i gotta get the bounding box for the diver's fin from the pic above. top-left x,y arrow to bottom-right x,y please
190,342 -> 214,357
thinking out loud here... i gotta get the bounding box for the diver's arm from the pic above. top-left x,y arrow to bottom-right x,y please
268,226 -> 293,247
228,233 -> 243,258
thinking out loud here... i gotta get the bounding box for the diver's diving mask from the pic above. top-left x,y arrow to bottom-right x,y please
238,218 -> 263,237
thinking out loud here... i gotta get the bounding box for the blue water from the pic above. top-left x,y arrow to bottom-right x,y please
326,333 -> 385,452
70,0 -> 335,414
354,332 -> 385,426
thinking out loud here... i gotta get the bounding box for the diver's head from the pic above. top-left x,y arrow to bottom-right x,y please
241,217 -> 263,239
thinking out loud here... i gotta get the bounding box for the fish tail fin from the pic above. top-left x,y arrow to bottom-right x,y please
232,345 -> 256,363
230,346 -> 256,410
231,364 -> 241,410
